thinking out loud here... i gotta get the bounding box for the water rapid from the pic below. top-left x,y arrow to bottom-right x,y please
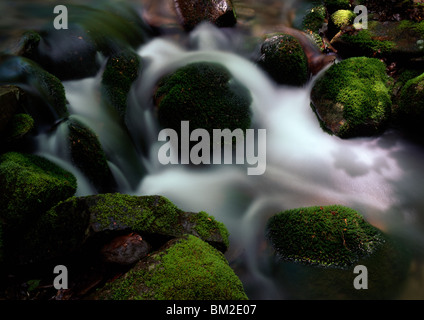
34,22 -> 424,299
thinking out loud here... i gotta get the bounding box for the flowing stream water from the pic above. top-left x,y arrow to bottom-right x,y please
4,0 -> 424,300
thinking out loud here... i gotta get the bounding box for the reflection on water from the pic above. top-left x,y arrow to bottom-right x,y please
2,0 -> 424,300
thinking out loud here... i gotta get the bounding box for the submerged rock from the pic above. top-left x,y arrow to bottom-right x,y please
91,235 -> 248,300
174,0 -> 237,31
311,56 -> 392,138
266,205 -> 387,268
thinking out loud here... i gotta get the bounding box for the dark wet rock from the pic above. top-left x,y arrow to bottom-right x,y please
311,56 -> 392,138
16,28 -> 100,81
0,86 -> 23,133
174,0 -> 237,31
65,117 -> 116,193
16,194 -> 230,265
0,56 -> 68,124
0,152 -> 77,229
101,50 -> 141,119
100,232 -> 151,265
0,113 -> 34,144
91,235 -> 248,300
258,33 -> 309,86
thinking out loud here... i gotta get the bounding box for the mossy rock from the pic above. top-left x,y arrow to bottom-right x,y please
324,0 -> 352,15
1,113 -> 34,144
101,50 -> 141,119
0,56 -> 68,122
18,194 -> 230,265
301,5 -> 327,50
65,117 -> 116,193
311,57 -> 392,138
269,234 -> 410,299
266,205 -> 387,268
0,152 -> 77,228
258,33 -> 309,86
155,62 -> 252,136
394,71 -> 424,130
91,235 -> 248,300
328,10 -> 356,39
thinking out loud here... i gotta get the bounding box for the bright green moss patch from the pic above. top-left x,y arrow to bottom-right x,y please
95,235 -> 248,300
191,211 -> 230,249
266,205 -> 386,268
311,57 -> 392,138
155,62 -> 252,135
331,10 -> 356,29
258,33 -> 309,86
0,152 -> 77,227
340,29 -> 396,57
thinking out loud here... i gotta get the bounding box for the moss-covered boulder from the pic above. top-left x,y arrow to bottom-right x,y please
258,33 -> 309,86
101,50 -> 140,119
0,56 -> 68,123
0,113 -> 34,144
301,5 -> 327,50
18,194 -> 230,265
174,0 -> 237,31
311,57 -> 392,138
393,71 -> 424,131
266,205 -> 387,268
91,235 -> 248,300
65,117 -> 116,193
155,62 -> 252,135
0,152 -> 77,228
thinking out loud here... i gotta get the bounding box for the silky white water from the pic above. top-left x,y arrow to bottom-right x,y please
34,23 -> 424,299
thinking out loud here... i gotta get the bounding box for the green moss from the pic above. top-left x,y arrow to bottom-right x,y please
192,211 -> 230,248
90,194 -> 182,235
101,50 -> 140,118
266,205 -> 386,268
0,56 -> 68,119
311,57 -> 392,138
155,62 -> 252,135
396,72 -> 424,119
340,29 -> 396,57
259,34 -> 309,86
1,113 -> 34,143
0,152 -> 77,227
302,5 -> 326,32
98,235 -> 248,300
65,117 -> 114,192
331,10 -> 356,29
